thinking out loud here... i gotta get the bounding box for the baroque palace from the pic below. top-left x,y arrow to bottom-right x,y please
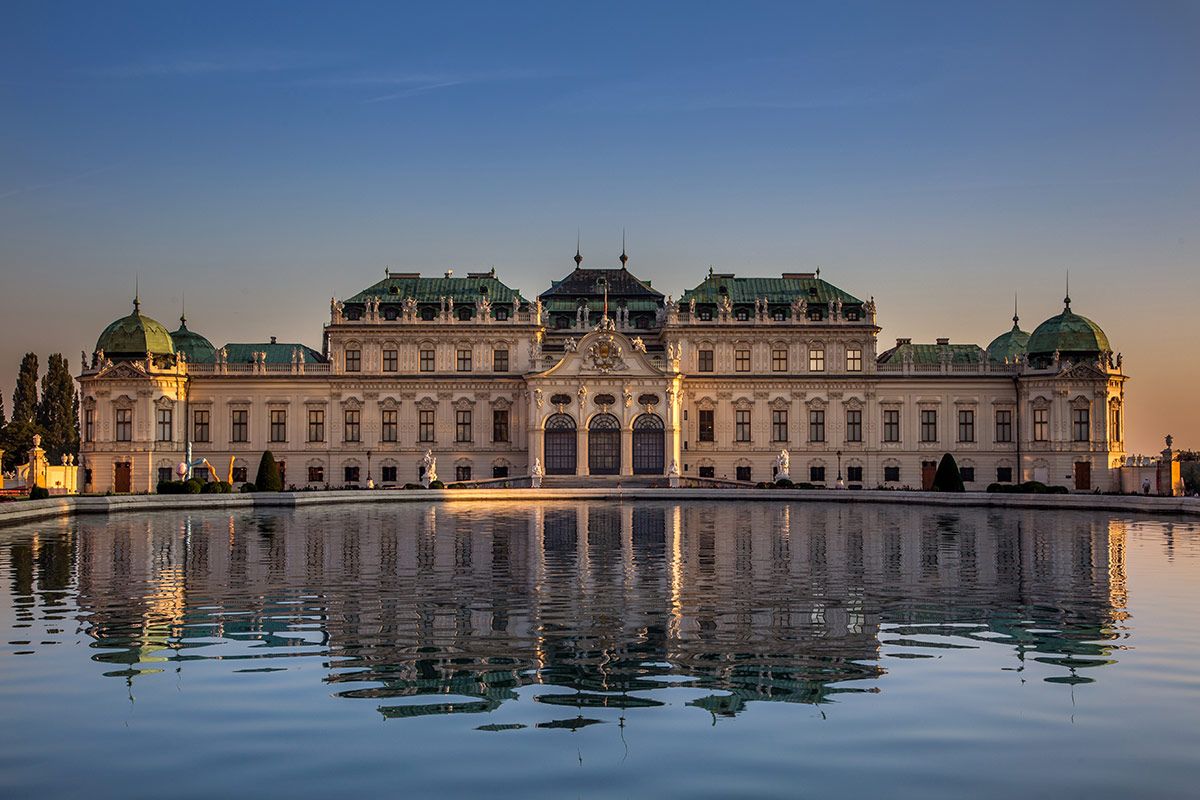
76,249 -> 1128,493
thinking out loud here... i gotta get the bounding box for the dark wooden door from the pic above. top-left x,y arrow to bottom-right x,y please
921,461 -> 937,490
1074,461 -> 1091,491
114,462 -> 131,493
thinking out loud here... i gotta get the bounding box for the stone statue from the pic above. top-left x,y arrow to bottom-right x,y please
774,449 -> 790,482
420,450 -> 438,488
668,460 -> 681,488
511,296 -> 520,318
81,351 -> 88,371
623,386 -> 634,408
534,388 -> 545,409
564,337 -> 578,353
403,296 -> 417,319
477,295 -> 491,321
631,336 -> 646,353
534,299 -> 544,325
531,458 -> 544,489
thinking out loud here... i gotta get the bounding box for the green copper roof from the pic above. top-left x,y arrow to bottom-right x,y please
1027,301 -> 1110,359
222,342 -> 325,365
345,272 -> 525,305
170,317 -> 217,364
877,341 -> 985,366
986,317 -> 1031,363
680,274 -> 863,306
96,300 -> 176,358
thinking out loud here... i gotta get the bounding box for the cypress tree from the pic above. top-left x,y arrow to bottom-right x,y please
0,388 -> 6,427
11,353 -> 38,424
255,451 -> 282,492
932,453 -> 965,492
37,354 -> 80,462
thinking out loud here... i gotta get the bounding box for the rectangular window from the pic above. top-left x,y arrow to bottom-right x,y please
344,410 -> 361,443
231,409 -> 249,442
269,409 -> 287,443
381,410 -> 398,442
995,409 -> 1013,443
884,465 -> 900,482
846,465 -> 863,482
308,465 -> 324,483
381,465 -> 398,483
846,348 -> 863,372
772,349 -> 788,372
883,409 -> 900,443
158,466 -> 173,484
957,409 -> 975,443
961,466 -> 976,483
920,410 -> 937,443
809,409 -> 825,443
1109,406 -> 1121,442
344,465 -> 360,483
383,349 -> 398,372
457,349 -> 472,372
345,349 -> 361,372
997,466 -> 1013,483
418,409 -> 435,443
736,465 -> 752,482
1073,408 -> 1090,442
492,465 -> 509,478
493,349 -> 509,372
232,466 -> 247,484
735,349 -> 751,372
735,409 -> 751,442
845,409 -> 862,443
455,465 -> 472,482
809,348 -> 825,372
493,409 -> 510,443
699,465 -> 715,478
771,409 -> 788,442
156,408 -> 172,442
193,410 -> 210,443
1033,408 -> 1048,442
698,409 -> 715,442
698,349 -> 714,372
419,348 -> 435,372
810,465 -> 826,482
85,409 -> 95,442
456,409 -> 472,443
307,409 -> 324,442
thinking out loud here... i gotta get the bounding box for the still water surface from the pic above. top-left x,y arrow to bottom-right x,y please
1,501 -> 1198,799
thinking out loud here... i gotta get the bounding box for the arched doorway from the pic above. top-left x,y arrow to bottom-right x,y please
588,414 -> 621,475
632,413 -> 665,474
544,413 -> 577,475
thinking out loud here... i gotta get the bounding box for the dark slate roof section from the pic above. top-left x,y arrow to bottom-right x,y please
540,267 -> 664,300
680,273 -> 863,306
876,342 -> 985,366
344,272 -> 526,305
222,342 -> 326,365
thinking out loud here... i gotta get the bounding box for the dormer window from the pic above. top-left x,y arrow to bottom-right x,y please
772,310 -> 786,321
495,307 -> 509,321
735,308 -> 749,321
421,307 -> 436,321
345,308 -> 361,321
700,308 -> 713,321
457,307 -> 472,321
845,309 -> 859,321
384,307 -> 398,320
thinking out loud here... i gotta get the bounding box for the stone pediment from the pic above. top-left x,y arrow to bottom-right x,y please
534,326 -> 664,380
1056,363 -> 1107,382
94,362 -> 149,381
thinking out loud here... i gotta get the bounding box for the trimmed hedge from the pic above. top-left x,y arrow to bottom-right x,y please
255,451 -> 282,492
932,453 -> 965,492
987,481 -> 1069,494
28,486 -> 50,501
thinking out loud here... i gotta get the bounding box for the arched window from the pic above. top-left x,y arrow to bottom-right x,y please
632,414 -> 665,475
588,413 -> 621,475
544,413 -> 577,475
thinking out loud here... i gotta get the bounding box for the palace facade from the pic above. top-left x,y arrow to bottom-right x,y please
77,252 -> 1128,493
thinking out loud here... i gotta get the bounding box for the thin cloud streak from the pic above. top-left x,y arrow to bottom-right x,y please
0,164 -> 121,202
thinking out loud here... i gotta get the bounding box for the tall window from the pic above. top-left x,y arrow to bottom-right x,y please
193,410 -> 210,443
231,409 -> 249,442
735,409 -> 751,442
493,409 -> 510,442
735,349 -> 750,372
920,409 -> 937,443
698,409 -> 715,442
809,409 -> 825,443
156,408 -> 172,442
308,465 -> 324,483
270,409 -> 287,443
456,465 -> 472,482
344,409 -> 361,443
381,465 -> 397,483
1073,408 -> 1090,442
381,410 -> 398,442
307,409 -> 324,442
883,409 -> 900,442
493,349 -> 509,373
995,409 -> 1012,443
1033,408 -> 1048,442
456,349 -> 472,372
957,409 -> 975,443
456,409 -> 472,442
846,348 -> 863,372
84,409 -> 94,443
698,349 -> 714,372
884,465 -> 901,482
419,348 -> 435,372
810,465 -> 826,483
771,409 -> 788,442
772,349 -> 788,372
1109,405 -> 1121,442
344,465 -> 360,483
845,409 -> 862,443
809,348 -> 825,372
345,348 -> 361,372
418,409 -> 435,443
382,349 -> 398,372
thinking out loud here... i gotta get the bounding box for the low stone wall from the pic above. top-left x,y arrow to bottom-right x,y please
2,487 -> 1198,530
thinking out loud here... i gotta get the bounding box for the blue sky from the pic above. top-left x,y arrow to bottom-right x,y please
1,1 -> 1197,452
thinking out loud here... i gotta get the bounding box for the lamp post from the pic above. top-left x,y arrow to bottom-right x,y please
836,449 -> 846,490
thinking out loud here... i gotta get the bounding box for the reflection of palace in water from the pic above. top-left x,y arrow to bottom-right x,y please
5,504 -> 1131,718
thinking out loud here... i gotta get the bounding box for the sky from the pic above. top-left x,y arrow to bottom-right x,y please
0,0 -> 1196,455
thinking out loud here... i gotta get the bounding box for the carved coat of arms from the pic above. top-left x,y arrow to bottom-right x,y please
587,334 -> 627,374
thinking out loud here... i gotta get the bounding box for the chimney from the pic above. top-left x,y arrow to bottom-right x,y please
270,336 -> 277,345
445,269 -> 454,278
896,338 -> 911,346
936,337 -> 950,346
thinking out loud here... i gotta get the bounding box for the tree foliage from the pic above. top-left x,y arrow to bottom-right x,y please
11,353 -> 39,424
255,451 -> 282,492
932,453 -> 965,492
37,354 -> 79,463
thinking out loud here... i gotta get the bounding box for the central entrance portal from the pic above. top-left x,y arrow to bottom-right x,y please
588,414 -> 621,475
632,413 -> 665,474
544,413 -> 577,475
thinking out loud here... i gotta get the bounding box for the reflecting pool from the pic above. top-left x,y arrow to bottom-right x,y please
1,502 -> 1198,799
